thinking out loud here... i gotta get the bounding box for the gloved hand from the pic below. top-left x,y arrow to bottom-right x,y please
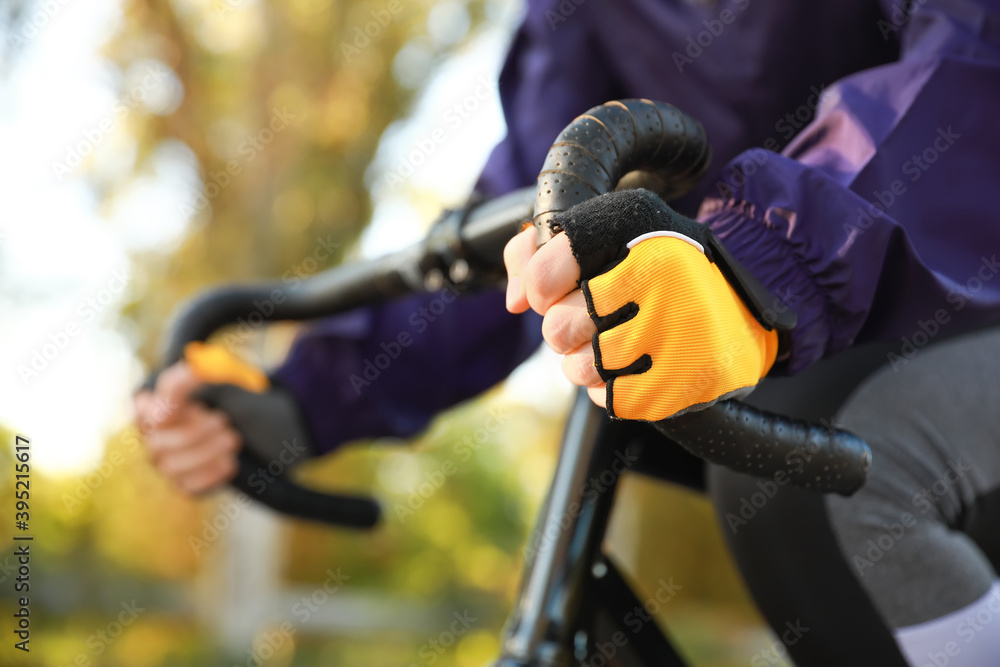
505,188 -> 793,422
136,342 -> 314,494
185,342 -> 315,466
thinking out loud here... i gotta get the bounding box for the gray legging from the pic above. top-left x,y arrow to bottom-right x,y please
708,327 -> 1000,666
826,326 -> 1000,630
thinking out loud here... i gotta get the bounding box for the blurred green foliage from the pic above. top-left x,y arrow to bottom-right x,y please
0,0 -> 789,664
112,0 -> 493,360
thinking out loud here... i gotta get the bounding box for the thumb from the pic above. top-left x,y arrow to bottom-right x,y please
504,225 -> 536,313
152,361 -> 202,426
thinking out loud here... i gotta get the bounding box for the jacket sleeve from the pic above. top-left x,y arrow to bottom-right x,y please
699,0 -> 1000,374
271,291 -> 542,454
272,0 -> 618,455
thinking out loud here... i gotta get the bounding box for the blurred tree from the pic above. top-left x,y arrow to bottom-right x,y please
108,0 -> 495,362
0,0 -> 789,663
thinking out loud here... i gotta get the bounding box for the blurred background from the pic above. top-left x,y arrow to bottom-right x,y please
0,0 -> 791,664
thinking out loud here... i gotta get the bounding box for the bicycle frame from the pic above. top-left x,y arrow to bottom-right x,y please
160,184 -> 891,664
158,90 -> 881,659
163,185 -> 719,665
159,99 -> 869,530
493,339 -> 909,666
497,390 -> 692,666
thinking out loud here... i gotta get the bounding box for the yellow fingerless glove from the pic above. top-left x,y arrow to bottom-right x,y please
553,188 -> 795,422
184,341 -> 270,393
182,342 -> 317,461
584,234 -> 778,420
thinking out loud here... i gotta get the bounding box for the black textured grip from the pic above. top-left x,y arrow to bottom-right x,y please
652,402 -> 871,495
156,188 -> 538,527
160,264 -> 410,528
532,99 -> 871,496
534,99 -> 711,243
231,457 -> 380,529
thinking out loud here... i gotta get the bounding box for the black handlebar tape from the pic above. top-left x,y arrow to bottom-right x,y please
652,402 -> 871,496
161,261 -> 414,528
157,188 -> 537,527
533,99 -> 711,244
162,254 -> 417,365
231,457 -> 381,528
531,98 -> 871,496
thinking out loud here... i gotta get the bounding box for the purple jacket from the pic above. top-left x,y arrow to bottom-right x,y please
275,0 -> 1000,454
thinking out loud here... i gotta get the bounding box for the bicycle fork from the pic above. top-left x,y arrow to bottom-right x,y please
495,390 -> 686,667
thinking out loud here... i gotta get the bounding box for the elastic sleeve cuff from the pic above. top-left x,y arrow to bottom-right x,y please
698,199 -> 832,375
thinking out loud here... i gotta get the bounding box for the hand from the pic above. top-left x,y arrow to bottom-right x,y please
134,362 -> 241,495
504,226 -> 607,408
504,189 -> 780,421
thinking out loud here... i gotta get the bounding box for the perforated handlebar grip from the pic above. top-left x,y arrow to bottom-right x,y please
534,99 -> 711,243
155,189 -> 538,526
532,99 -> 871,496
652,401 -> 871,494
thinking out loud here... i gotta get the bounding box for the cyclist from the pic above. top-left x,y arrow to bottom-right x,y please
137,0 -> 1000,664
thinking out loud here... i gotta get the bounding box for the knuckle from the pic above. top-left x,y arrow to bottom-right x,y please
149,401 -> 175,426
577,352 -> 600,385
561,350 -> 592,386
504,228 -> 535,279
587,384 -> 607,409
144,439 -> 162,458
180,477 -> 205,496
219,431 -> 241,453
137,417 -> 157,435
543,298 -> 593,356
157,455 -> 180,477
218,456 -> 238,481
155,362 -> 184,394
155,362 -> 198,408
526,258 -> 559,311
133,394 -> 150,421
526,252 -> 555,293
502,232 -> 524,266
204,412 -> 228,433
145,431 -> 171,455
542,312 -> 571,353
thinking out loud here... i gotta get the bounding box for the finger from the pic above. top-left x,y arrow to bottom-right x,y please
176,453 -> 239,496
595,315 -> 648,372
587,384 -> 607,409
133,391 -> 156,434
561,342 -> 603,388
156,426 -> 242,479
153,362 -> 203,425
542,290 -> 596,354
146,407 -> 227,461
504,226 -> 536,314
525,233 -> 580,315
141,402 -> 201,461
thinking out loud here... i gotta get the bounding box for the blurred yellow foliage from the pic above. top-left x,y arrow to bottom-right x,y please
0,0 -> 788,662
